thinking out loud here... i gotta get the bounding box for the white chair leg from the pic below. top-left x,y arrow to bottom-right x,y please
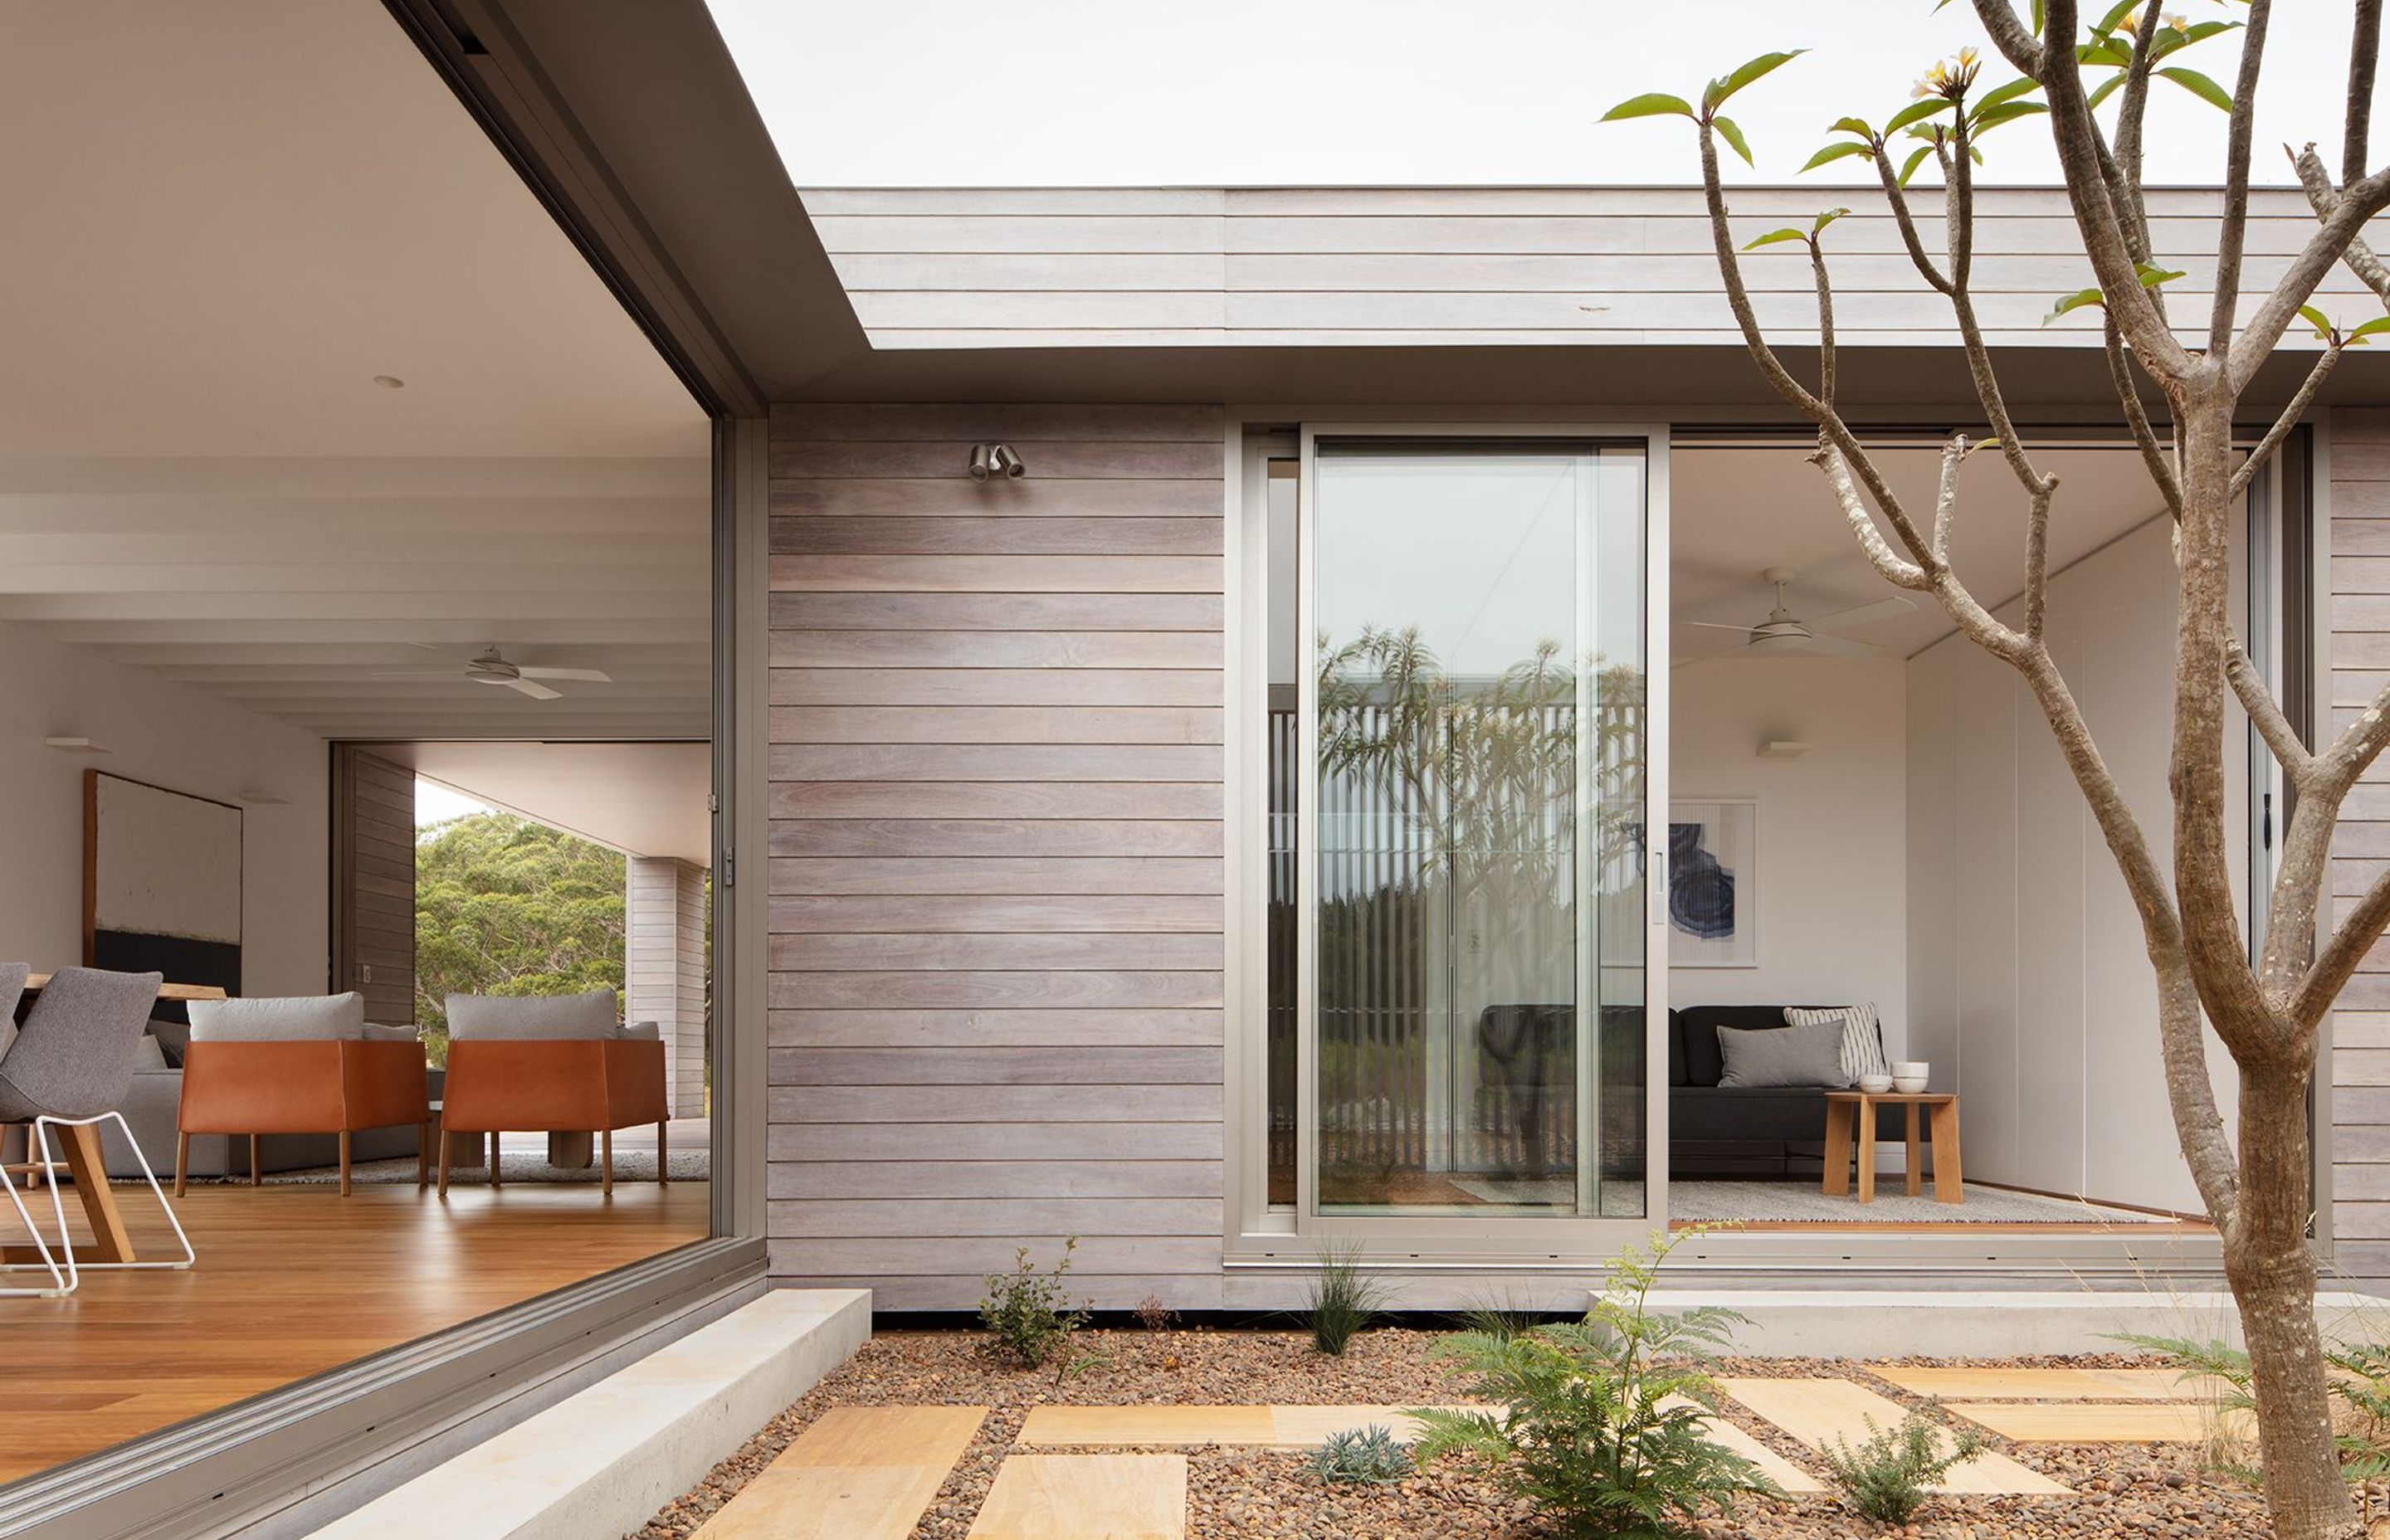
29,1113 -> 195,1273
0,1148 -> 73,1296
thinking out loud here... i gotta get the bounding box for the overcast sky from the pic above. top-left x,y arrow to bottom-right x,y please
708,0 -> 2385,188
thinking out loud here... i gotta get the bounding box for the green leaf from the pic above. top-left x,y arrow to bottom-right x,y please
1601,92 -> 1696,122
2086,71 -> 2129,110
2351,316 -> 2390,342
1885,96 -> 1956,134
1744,227 -> 1808,250
1705,50 -> 1805,110
2079,38 -> 2134,67
2046,287 -> 2105,324
1710,114 -> 1754,166
2299,304 -> 2336,339
1800,140 -> 1876,172
1899,143 -> 1935,187
1812,206 -> 1850,234
2136,263 -> 2188,288
1827,115 -> 1875,139
2176,19 -> 2242,46
1972,100 -> 2051,133
1975,76 -> 2043,111
2095,0 -> 2141,35
2157,66 -> 2233,111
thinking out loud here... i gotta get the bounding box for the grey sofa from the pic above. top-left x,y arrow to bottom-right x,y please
1670,1005 -> 1901,1178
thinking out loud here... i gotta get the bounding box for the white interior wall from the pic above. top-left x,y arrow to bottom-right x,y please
0,616 -> 328,995
1669,656 -> 1910,1059
1906,516 -> 2244,1213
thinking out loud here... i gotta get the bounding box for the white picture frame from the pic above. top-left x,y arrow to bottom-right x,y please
1667,798 -> 1756,968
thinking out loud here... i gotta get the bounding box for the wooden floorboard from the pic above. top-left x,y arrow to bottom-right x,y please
0,1178 -> 709,1485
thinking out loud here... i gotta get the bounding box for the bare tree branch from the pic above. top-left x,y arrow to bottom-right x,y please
2231,162 -> 2390,393
2293,143 -> 2390,305
2024,483 -> 2055,641
2106,314 -> 2184,515
2209,0 -> 2272,354
1930,436 -> 1961,568
2231,343 -> 2343,502
2350,0 -> 2383,187
1871,151 -> 1954,296
2296,870 -> 2390,1026
1969,0 -> 2046,76
2228,633 -> 2312,779
2317,677 -> 2390,797
2113,0 -> 2167,276
1809,236 -> 1836,407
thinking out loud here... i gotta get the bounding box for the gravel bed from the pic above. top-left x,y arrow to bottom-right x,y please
629,1328 -> 2274,1539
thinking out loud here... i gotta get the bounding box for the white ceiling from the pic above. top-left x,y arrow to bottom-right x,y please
0,1 -> 710,742
1671,442 -> 2173,664
393,742 -> 711,865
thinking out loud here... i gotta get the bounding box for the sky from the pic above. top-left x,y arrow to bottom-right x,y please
708,0 -> 2387,188
416,778 -> 493,829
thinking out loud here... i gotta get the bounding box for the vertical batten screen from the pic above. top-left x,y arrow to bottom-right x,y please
1307,440 -> 1646,1217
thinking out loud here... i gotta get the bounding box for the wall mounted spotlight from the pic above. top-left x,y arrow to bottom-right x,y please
969,442 -> 1029,480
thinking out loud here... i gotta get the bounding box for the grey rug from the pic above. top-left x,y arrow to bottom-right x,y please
193,1149 -> 710,1186
1669,1179 -> 2170,1225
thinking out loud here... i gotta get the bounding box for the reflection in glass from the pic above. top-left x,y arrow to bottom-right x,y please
1310,441 -> 1645,1216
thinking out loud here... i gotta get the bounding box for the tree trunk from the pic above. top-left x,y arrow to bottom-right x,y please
2227,1058 -> 2358,1539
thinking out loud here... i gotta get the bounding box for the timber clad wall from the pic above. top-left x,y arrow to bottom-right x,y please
2334,408 -> 2390,1286
764,402 -> 1228,1309
629,856 -> 710,1118
334,746 -> 414,1022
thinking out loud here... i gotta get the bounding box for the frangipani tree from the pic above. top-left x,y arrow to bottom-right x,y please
1611,5 -> 2390,1537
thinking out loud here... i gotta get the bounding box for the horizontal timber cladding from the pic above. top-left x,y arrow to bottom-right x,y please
766,402 -> 1229,1308
2336,408 -> 2390,1289
797,185 -> 2385,350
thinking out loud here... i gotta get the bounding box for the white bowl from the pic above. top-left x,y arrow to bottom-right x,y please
1891,1060 -> 1929,1079
1891,1075 -> 1929,1094
1856,1075 -> 1895,1094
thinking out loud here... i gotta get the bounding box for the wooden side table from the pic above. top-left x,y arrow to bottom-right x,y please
1822,1091 -> 1963,1205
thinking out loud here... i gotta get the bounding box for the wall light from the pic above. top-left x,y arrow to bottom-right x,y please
968,442 -> 1028,480
42,735 -> 110,755
1757,740 -> 1812,760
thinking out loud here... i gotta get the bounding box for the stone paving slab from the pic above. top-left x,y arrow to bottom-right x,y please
1656,1396 -> 1826,1494
694,1405 -> 987,1540
967,1454 -> 1187,1540
1873,1367 -> 2217,1401
1015,1403 -> 1492,1449
1720,1378 -> 2072,1495
1947,1401 -> 2237,1443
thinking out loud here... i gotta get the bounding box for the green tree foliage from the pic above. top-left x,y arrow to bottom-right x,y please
414,813 -> 625,1063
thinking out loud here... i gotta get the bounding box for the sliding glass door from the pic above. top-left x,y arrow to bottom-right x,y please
1297,435 -> 1652,1226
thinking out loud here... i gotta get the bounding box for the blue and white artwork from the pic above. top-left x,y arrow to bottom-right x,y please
1669,800 -> 1757,967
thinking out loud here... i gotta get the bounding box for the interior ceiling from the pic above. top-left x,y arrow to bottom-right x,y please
388,742 -> 711,865
0,1 -> 710,743
1671,442 -> 2172,664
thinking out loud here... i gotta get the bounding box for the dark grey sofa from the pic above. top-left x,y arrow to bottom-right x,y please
1670,1005 -> 1898,1178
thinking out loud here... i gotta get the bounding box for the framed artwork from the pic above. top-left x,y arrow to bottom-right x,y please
1667,798 -> 1756,968
84,770 -> 244,996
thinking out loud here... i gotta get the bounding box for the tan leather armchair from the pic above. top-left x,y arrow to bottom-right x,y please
175,995 -> 431,1196
435,990 -> 667,1196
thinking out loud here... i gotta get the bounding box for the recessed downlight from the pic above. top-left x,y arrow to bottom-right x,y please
372,374 -> 406,389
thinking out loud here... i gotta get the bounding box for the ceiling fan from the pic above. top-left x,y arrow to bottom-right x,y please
1680,568 -> 1915,661
372,644 -> 613,701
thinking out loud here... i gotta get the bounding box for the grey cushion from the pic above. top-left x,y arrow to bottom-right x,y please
446,988 -> 616,1041
188,992 -> 367,1042
148,1017 -> 192,1067
362,1023 -> 422,1043
617,1020 -> 661,1041
1715,1016 -> 1849,1089
132,1033 -> 170,1071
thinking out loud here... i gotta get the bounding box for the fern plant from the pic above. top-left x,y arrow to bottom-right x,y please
2111,1331 -> 2261,1482
1305,1240 -> 1388,1356
1816,1406 -> 1985,1524
1409,1230 -> 1777,1538
978,1236 -> 1093,1371
1308,1423 -> 1413,1484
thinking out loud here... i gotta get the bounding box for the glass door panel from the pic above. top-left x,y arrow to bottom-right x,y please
1307,439 -> 1646,1218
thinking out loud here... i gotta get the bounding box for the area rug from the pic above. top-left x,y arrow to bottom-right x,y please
1668,1179 -> 2173,1225
188,1149 -> 710,1186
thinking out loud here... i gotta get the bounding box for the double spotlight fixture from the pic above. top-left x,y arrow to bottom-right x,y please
968,441 -> 1027,480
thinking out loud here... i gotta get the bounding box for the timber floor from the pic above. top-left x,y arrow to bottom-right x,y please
0,1175 -> 710,1486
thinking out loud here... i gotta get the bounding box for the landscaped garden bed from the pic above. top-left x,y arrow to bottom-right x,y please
630,1325 -> 2273,1538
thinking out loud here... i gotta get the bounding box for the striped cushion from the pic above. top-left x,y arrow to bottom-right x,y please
1784,1003 -> 1889,1084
